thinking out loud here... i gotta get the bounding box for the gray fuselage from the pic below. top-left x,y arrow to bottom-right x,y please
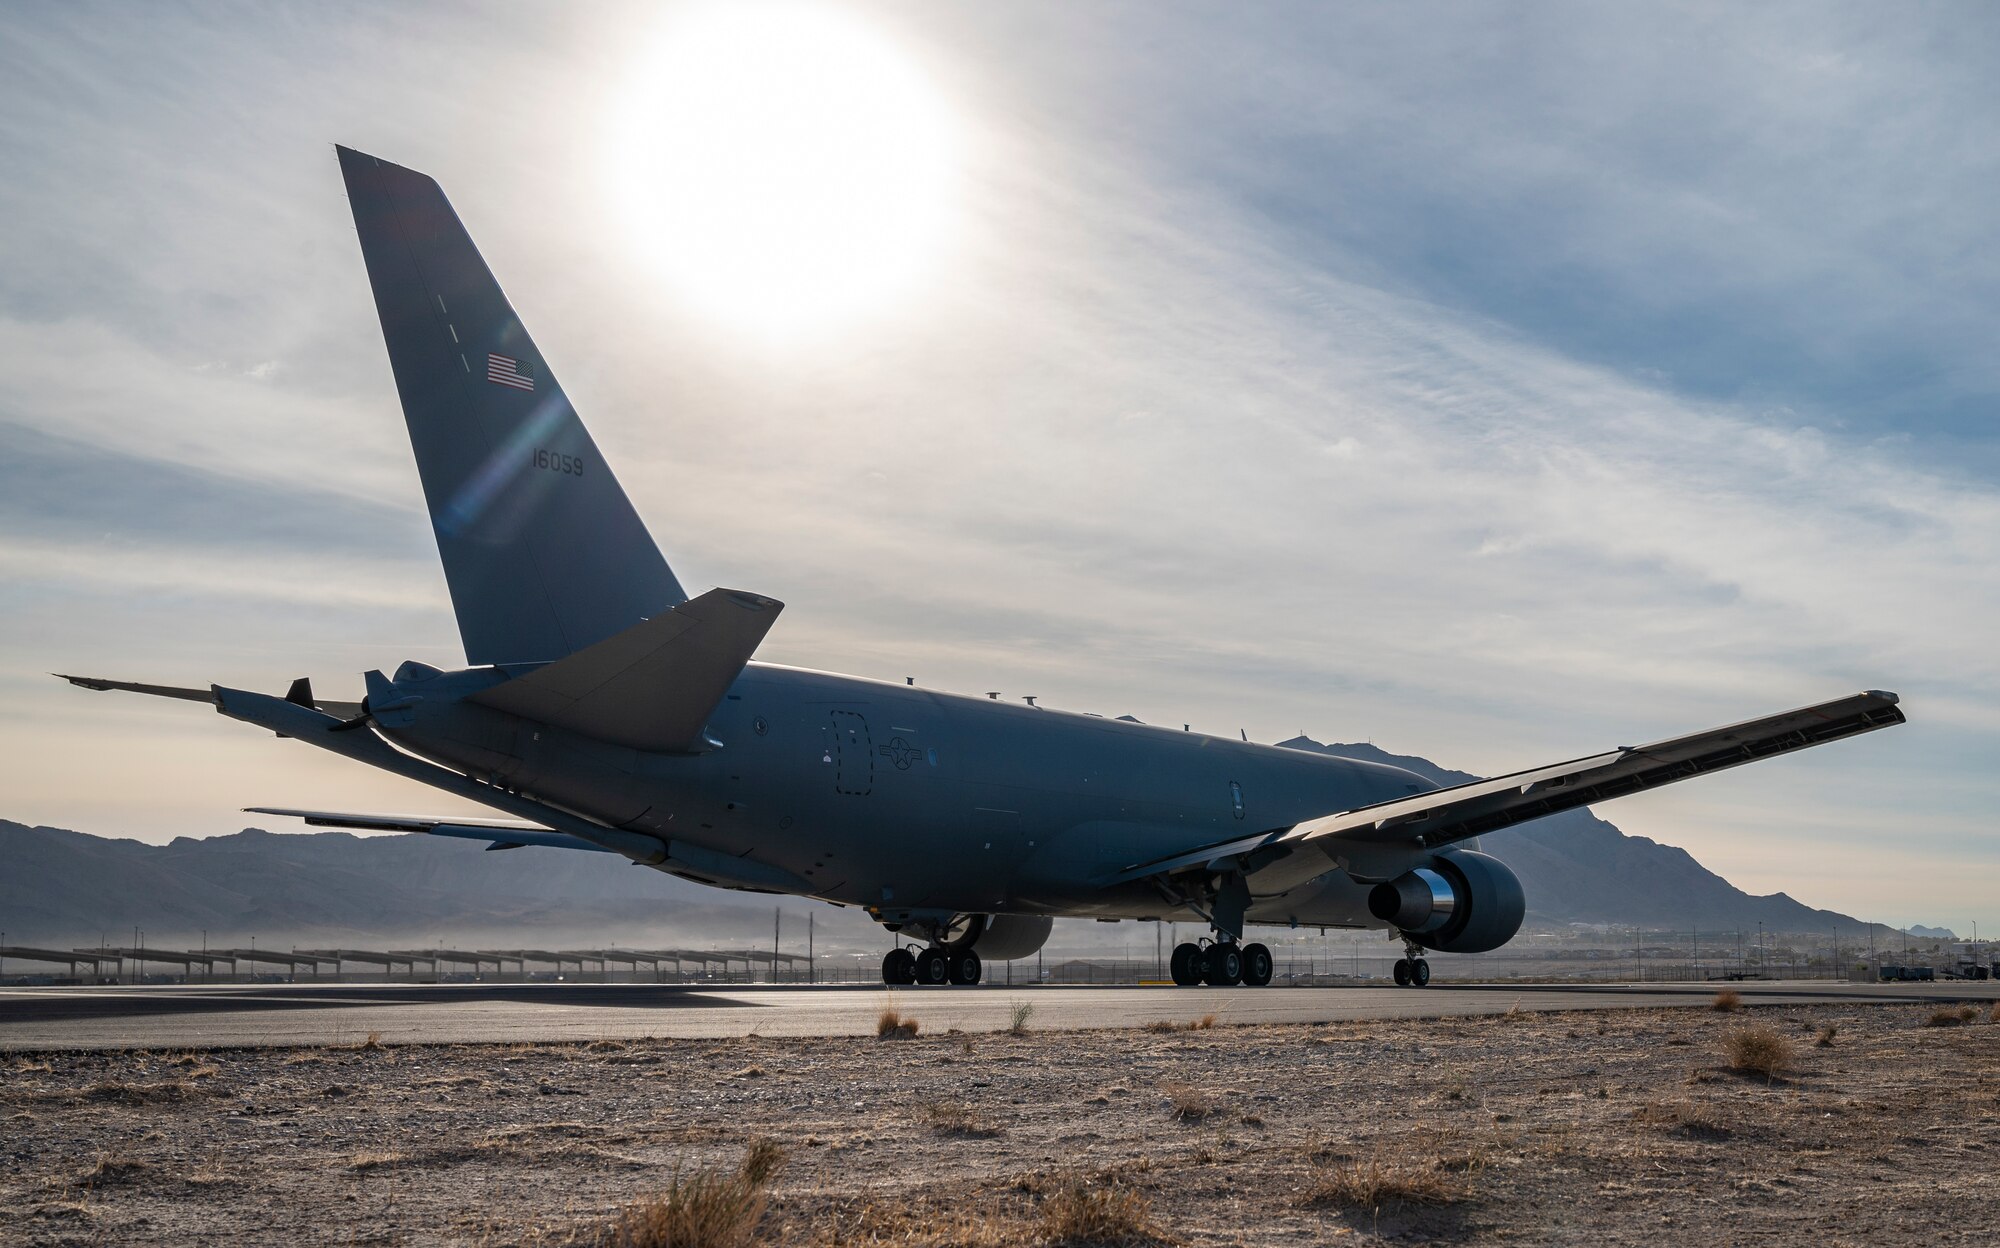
378,660 -> 1431,932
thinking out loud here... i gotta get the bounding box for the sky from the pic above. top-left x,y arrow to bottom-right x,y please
0,2 -> 1995,934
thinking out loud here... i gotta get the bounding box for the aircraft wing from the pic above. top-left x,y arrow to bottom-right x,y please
1113,690 -> 1905,887
1296,689 -> 1903,856
57,673 -> 365,719
244,807 -> 613,853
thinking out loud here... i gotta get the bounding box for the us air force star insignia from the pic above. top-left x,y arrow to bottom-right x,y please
878,737 -> 922,770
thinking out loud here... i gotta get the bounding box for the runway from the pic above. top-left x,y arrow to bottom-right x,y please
3,978 -> 1993,1050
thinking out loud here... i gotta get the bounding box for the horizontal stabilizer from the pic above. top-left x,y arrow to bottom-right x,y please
468,587 -> 782,752
245,807 -> 612,854
57,674 -> 363,719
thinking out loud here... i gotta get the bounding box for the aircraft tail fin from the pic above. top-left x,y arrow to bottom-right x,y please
336,145 -> 685,666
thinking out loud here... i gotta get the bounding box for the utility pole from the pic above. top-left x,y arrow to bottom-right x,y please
807,912 -> 815,985
772,907 -> 781,985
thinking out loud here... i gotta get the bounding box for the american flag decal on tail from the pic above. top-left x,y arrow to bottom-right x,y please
486,353 -> 535,391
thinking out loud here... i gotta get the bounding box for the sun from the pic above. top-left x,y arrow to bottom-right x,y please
608,3 -> 962,341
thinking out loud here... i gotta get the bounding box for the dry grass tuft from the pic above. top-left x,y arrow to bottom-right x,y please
1924,1005 -> 1980,1027
876,1007 -> 919,1039
601,1139 -> 785,1248
1711,989 -> 1743,1012
739,1137 -> 785,1188
919,1098 -> 1002,1139
11,1059 -> 54,1075
729,1064 -> 766,1079
1815,1024 -> 1839,1048
166,1052 -> 208,1067
587,1039 -> 629,1053
334,1031 -> 386,1052
1724,1026 -> 1793,1078
80,1155 -> 152,1186
1161,1080 -> 1215,1122
1008,1000 -> 1036,1035
1295,1158 -> 1468,1210
1141,1020 -> 1179,1034
1632,1096 -> 1730,1139
1037,1175 -> 1168,1246
349,1150 -> 410,1172
1191,1013 -> 1217,1031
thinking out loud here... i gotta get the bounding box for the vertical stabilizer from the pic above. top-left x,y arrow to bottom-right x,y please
337,145 -> 685,666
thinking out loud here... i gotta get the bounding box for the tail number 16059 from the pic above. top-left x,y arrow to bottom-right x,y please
532,448 -> 585,476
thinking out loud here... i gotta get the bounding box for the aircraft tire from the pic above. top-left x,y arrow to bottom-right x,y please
1240,943 -> 1273,987
1411,958 -> 1431,987
915,947 -> 951,985
948,950 -> 982,986
1204,944 -> 1243,987
882,948 -> 917,986
1393,958 -> 1413,987
1169,942 -> 1203,986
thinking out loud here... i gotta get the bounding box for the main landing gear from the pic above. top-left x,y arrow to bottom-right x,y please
881,945 -> 982,986
1391,933 -> 1431,988
1169,937 -> 1274,987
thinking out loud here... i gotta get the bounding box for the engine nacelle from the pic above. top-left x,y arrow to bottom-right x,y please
1366,849 -> 1524,954
969,914 -> 1054,962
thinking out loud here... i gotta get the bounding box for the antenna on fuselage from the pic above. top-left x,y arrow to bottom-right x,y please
986,692 -> 1001,700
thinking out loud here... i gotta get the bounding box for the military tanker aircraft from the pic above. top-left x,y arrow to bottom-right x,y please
61,147 -> 1906,989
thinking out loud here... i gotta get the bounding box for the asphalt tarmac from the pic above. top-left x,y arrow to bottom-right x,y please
3,978 -> 1994,1050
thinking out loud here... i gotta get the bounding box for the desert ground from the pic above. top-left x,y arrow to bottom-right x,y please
4,996 -> 1998,1246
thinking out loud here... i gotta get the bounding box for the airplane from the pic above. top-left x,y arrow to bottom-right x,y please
59,146 -> 1907,990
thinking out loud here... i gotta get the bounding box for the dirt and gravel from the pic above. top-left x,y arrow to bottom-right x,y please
3,997 -> 1997,1246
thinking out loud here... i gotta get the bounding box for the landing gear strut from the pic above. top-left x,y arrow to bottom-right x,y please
1168,936 -> 1274,988
880,943 -> 983,987
1391,933 -> 1431,988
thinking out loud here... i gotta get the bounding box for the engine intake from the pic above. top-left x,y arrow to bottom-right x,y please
1366,849 -> 1525,954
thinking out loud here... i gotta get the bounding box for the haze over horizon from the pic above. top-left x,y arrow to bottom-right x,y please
1,3 -> 1994,933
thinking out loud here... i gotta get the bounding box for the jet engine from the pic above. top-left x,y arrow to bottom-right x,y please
1366,849 -> 1524,954
968,914 -> 1054,961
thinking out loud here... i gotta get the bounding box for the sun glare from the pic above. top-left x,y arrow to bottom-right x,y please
609,3 -> 961,341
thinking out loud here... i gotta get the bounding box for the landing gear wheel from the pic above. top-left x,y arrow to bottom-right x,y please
1411,958 -> 1431,987
915,947 -> 950,985
1204,944 -> 1243,987
948,950 -> 983,986
882,948 -> 916,986
1240,943 -> 1273,987
1393,958 -> 1413,987
1170,942 -> 1204,987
